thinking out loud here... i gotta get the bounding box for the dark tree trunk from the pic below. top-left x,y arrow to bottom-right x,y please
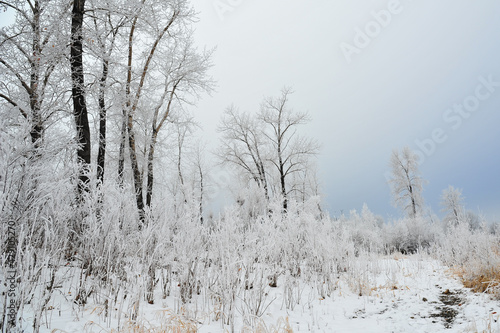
128,116 -> 145,224
259,161 -> 269,200
280,164 -> 287,211
70,0 -> 91,192
278,140 -> 287,211
97,59 -> 109,184
409,185 -> 417,218
123,14 -> 145,225
146,130 -> 157,208
29,0 -> 42,148
117,118 -> 126,185
198,163 -> 204,224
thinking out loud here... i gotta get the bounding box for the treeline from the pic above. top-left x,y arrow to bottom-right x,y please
0,0 -> 321,228
1,0 -> 215,224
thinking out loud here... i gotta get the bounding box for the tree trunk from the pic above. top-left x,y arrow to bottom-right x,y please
123,13 -> 145,224
178,145 -> 185,188
280,164 -> 287,211
146,130 -> 157,208
177,133 -> 187,204
128,115 -> 145,224
97,59 -> 109,184
278,141 -> 287,211
146,261 -> 156,304
70,0 -> 91,192
409,185 -> 417,218
198,163 -> 204,223
258,161 -> 269,200
29,1 -> 42,148
117,116 -> 126,185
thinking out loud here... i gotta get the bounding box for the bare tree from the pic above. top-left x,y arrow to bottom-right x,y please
0,4 -> 74,329
164,114 -> 196,213
114,0 -> 212,223
118,0 -> 146,186
180,137 -> 210,223
192,141 -> 207,223
118,0 -> 185,222
389,147 -> 425,218
217,89 -> 319,212
291,161 -> 322,205
440,185 -> 465,226
145,38 -> 213,209
86,0 -> 128,184
0,0 -> 69,149
70,0 -> 92,193
259,88 -> 319,211
217,106 -> 269,200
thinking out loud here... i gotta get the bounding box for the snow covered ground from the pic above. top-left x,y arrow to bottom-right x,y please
27,255 -> 500,333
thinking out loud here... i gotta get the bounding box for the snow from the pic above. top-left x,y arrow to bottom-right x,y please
26,255 -> 500,332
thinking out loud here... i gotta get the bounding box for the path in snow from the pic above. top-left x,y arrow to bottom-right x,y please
258,256 -> 500,333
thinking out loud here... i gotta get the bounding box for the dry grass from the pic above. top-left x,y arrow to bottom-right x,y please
460,268 -> 500,296
84,309 -> 198,333
242,317 -> 294,333
83,311 -> 294,333
452,245 -> 500,299
392,252 -> 406,261
117,320 -> 197,333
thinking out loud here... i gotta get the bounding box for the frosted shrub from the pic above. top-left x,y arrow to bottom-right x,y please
72,181 -> 142,317
200,209 -> 244,329
382,220 -> 409,254
437,219 -> 500,297
0,123 -> 78,332
343,205 -> 383,254
234,183 -> 269,222
260,205 -> 305,281
382,217 -> 437,254
286,200 -> 356,298
239,267 -> 276,326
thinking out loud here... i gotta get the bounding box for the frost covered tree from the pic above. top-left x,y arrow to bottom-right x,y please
440,185 -> 465,226
389,147 -> 425,218
165,114 -> 204,218
113,0 -> 213,222
441,187 -> 482,230
191,140 -> 209,223
217,106 -> 269,200
144,39 -> 213,210
0,0 -> 70,149
0,4 -> 77,328
85,0 -> 129,184
217,88 -> 319,212
259,88 -> 320,211
70,0 -> 94,195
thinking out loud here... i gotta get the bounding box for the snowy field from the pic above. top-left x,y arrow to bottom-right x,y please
23,255 -> 499,333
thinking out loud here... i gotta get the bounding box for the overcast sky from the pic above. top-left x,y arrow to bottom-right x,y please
190,0 -> 500,221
